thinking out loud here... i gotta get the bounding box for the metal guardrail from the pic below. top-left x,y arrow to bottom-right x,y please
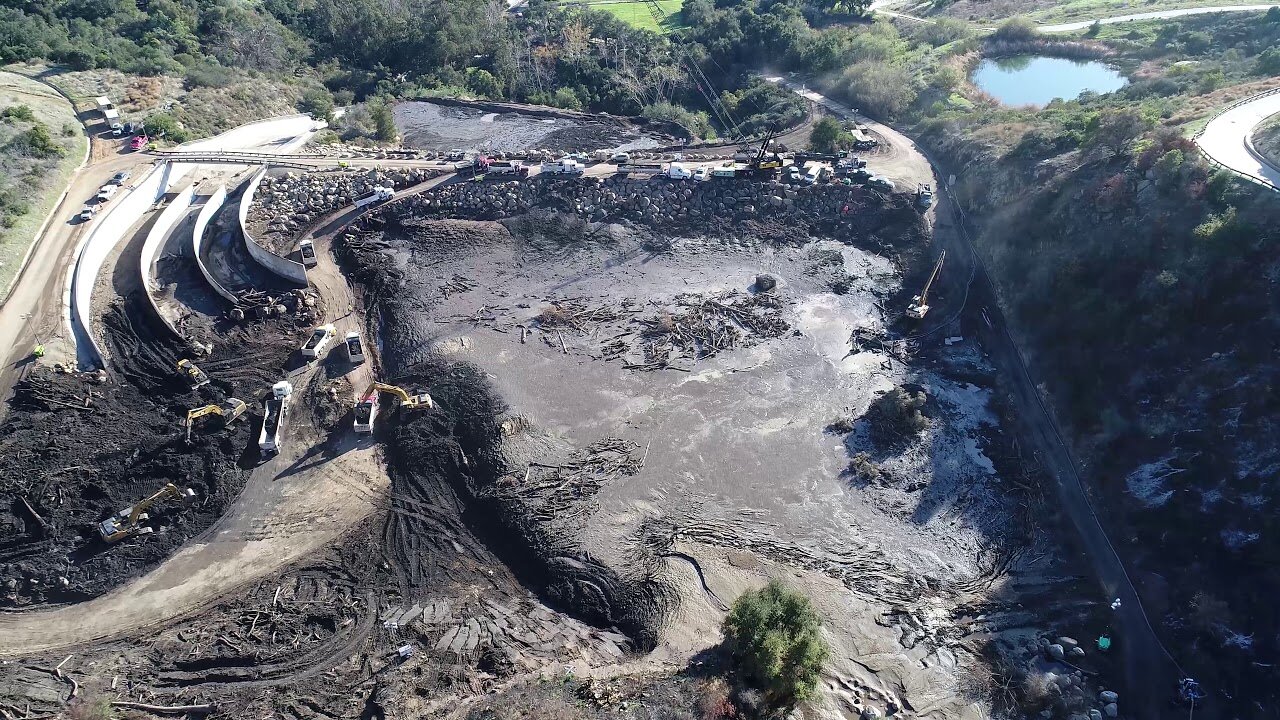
1191,86 -> 1280,192
147,150 -> 320,170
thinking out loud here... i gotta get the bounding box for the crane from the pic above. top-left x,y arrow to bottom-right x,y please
906,250 -> 945,320
185,398 -> 248,443
99,483 -> 195,543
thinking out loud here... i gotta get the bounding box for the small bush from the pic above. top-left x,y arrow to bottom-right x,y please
1,104 -> 35,122
992,17 -> 1040,42
866,387 -> 928,449
9,123 -> 64,158
697,678 -> 738,720
184,61 -> 236,89
722,579 -> 829,709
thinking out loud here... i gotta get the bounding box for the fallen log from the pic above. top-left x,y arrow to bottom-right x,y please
110,701 -> 215,715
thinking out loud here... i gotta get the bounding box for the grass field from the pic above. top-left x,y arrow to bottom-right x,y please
556,0 -> 686,32
0,70 -> 87,299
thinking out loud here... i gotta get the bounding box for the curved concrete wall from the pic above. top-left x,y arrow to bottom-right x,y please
66,160 -> 193,369
138,184 -> 196,340
192,185 -> 239,304
238,167 -> 308,286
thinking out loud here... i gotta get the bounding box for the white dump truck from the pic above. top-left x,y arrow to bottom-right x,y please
540,158 -> 584,176
345,331 -> 365,363
298,238 -> 318,267
301,323 -> 336,358
355,186 -> 396,208
353,387 -> 378,434
259,381 -> 293,455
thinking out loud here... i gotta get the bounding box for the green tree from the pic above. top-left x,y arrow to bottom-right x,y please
298,88 -> 336,123
722,580 -> 829,708
809,116 -> 852,153
992,16 -> 1039,42
370,100 -> 397,142
1256,47 -> 1280,75
142,112 -> 190,142
1088,109 -> 1148,158
465,67 -> 501,98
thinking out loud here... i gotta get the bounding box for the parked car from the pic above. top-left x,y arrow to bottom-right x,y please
78,206 -> 97,222
609,152 -> 631,165
95,184 -> 118,202
693,166 -> 710,182
445,149 -> 466,161
298,239 -> 318,267
108,171 -> 130,186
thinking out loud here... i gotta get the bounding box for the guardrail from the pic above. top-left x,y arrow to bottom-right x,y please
1192,86 -> 1280,192
150,151 -> 317,170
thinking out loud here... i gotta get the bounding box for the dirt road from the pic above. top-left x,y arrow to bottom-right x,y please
1040,4 -> 1277,32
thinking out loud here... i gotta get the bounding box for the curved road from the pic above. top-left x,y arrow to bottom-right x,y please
1195,89 -> 1280,189
770,77 -> 1178,719
1040,4 -> 1276,32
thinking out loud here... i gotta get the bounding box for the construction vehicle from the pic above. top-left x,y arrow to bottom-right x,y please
710,162 -> 738,179
355,186 -> 396,207
177,359 -> 210,388
742,126 -> 785,178
301,323 -> 336,358
353,382 -> 433,433
185,398 -> 247,443
915,183 -> 934,209
472,156 -> 529,177
344,332 -> 365,363
906,251 -> 946,320
616,161 -> 663,176
540,158 -> 584,176
99,483 -> 196,543
298,238 -> 318,267
259,381 -> 293,454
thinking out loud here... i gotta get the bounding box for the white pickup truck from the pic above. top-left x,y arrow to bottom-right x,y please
258,381 -> 293,455
298,239 -> 318,267
540,158 -> 584,176
344,331 -> 365,363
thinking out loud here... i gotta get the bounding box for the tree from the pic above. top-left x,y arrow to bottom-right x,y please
722,580 -> 829,708
465,67 -> 501,98
1256,47 -> 1280,76
370,100 -> 397,142
809,116 -> 852,153
1088,109 -> 1148,158
992,16 -> 1039,42
298,88 -> 336,123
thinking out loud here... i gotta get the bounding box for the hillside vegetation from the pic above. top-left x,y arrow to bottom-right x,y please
0,71 -> 83,296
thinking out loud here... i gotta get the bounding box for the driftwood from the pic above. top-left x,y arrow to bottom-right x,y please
110,701 -> 215,714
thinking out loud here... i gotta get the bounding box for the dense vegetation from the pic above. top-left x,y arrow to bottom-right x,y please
722,580 -> 829,710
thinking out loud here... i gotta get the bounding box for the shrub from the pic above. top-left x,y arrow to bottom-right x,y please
370,100 -> 397,142
142,112 -> 190,143
696,678 -> 738,719
298,88 -> 336,123
866,387 -> 928,449
992,17 -> 1039,42
1,104 -> 35,122
722,579 -> 829,709
9,123 -> 63,158
465,67 -> 501,98
183,60 -> 236,89
809,116 -> 852,153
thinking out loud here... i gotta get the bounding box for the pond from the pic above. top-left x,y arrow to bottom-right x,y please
971,55 -> 1128,107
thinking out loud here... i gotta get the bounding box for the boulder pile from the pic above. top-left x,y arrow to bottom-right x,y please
248,168 -> 445,253
379,175 -> 919,242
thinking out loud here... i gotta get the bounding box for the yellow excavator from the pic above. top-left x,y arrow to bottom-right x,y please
185,398 -> 248,443
99,483 -> 196,543
906,250 -> 946,320
177,359 -> 210,388
353,382 -> 434,434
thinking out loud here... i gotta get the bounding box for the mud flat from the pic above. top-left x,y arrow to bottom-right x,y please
335,186 -> 1036,717
394,101 -> 665,153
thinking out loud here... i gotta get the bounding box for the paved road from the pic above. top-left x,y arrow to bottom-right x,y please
1194,89 -> 1280,189
1040,4 -> 1276,32
770,79 -> 1180,719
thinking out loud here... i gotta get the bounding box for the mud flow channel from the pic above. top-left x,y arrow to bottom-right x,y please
394,101 -> 664,153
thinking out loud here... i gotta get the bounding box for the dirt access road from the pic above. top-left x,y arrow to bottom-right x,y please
0,177 -> 465,655
770,79 -> 1182,718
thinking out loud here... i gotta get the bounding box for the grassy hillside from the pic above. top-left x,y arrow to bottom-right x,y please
0,70 -> 85,298
554,0 -> 686,31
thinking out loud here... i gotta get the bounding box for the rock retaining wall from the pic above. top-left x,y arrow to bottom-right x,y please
248,167 -> 443,254
375,176 -> 918,241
